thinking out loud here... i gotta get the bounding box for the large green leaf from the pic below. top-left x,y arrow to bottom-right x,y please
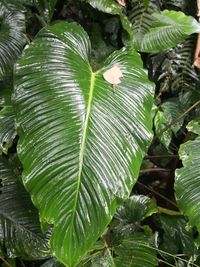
87,0 -> 200,53
0,156 -> 50,259
0,2 -> 26,80
136,10 -> 200,53
175,120 -> 200,244
14,22 -> 154,266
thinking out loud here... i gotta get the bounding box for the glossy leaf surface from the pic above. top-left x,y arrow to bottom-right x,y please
129,0 -> 159,45
0,2 -> 26,79
87,1 -> 200,53
136,10 -> 200,52
175,120 -> 200,244
114,233 -> 159,267
0,106 -> 16,153
14,22 -> 154,266
0,81 -> 16,153
154,98 -> 184,148
0,156 -> 50,259
116,195 -> 158,223
159,215 -> 197,258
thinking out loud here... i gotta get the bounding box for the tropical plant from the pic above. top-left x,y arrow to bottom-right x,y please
1,0 -> 200,267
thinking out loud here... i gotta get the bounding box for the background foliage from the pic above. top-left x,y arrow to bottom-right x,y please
1,0 -> 200,267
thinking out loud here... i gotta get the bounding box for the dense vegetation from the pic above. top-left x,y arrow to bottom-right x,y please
1,0 -> 200,266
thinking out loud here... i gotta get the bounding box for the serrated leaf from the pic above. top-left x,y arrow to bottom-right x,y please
0,2 -> 26,80
175,120 -> 200,245
0,156 -> 50,259
14,22 -> 154,266
116,195 -> 158,223
187,120 -> 200,135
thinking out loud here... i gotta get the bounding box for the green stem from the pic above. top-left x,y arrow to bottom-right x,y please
0,257 -> 13,267
145,155 -> 178,159
140,168 -> 171,174
158,99 -> 200,137
158,258 -> 176,267
102,238 -> 116,267
158,206 -> 182,216
139,243 -> 199,267
35,14 -> 47,27
136,181 -> 178,208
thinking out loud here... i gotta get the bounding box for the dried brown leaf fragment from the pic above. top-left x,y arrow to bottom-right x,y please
103,63 -> 123,85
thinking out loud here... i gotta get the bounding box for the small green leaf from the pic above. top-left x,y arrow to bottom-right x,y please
0,79 -> 17,153
0,106 -> 16,153
154,110 -> 172,148
116,195 -> 158,223
154,98 -> 184,148
0,2 -> 26,80
114,233 -> 159,267
187,120 -> 200,136
159,215 -> 197,258
85,250 -> 115,267
0,156 -> 50,259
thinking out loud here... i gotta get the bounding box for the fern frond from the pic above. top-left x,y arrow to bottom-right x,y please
129,0 -> 161,43
150,35 -> 198,92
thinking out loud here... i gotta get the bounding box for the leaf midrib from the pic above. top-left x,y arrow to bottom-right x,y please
69,70 -> 96,240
